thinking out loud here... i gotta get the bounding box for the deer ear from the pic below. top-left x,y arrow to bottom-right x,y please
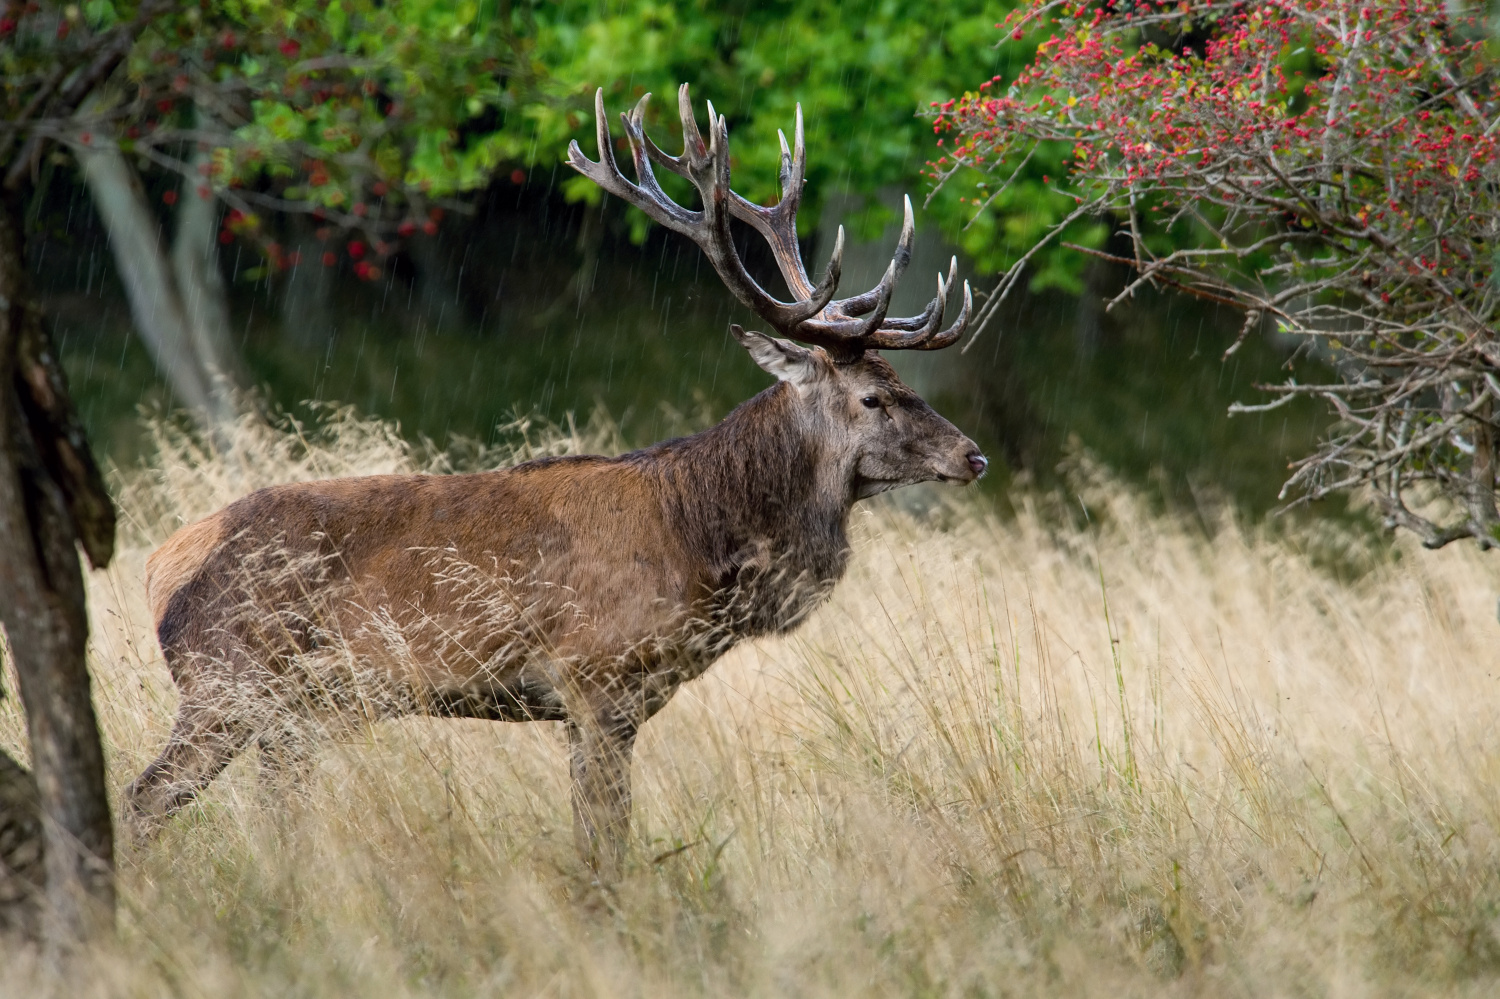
731,325 -> 820,387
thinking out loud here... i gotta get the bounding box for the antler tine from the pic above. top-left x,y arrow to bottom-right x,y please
777,128 -> 794,196
924,279 -> 974,350
566,90 -> 698,236
777,104 -> 806,212
867,265 -> 950,348
855,260 -> 899,335
798,259 -> 897,343
831,195 -> 915,318
839,258 -> 970,350
900,271 -> 973,351
632,88 -> 829,312
572,89 -> 805,329
568,85 -> 968,355
876,259 -> 972,350
706,102 -> 733,199
618,94 -> 698,232
563,90 -> 627,200
692,86 -> 834,322
674,87 -> 834,329
678,82 -> 708,164
725,100 -> 825,304
878,255 -> 956,333
873,269 -> 947,340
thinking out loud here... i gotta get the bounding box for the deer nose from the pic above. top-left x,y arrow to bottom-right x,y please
967,452 -> 988,478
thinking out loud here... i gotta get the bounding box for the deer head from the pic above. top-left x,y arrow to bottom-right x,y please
567,85 -> 986,498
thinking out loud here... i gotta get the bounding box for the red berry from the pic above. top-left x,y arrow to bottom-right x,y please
397,221 -> 416,237
279,39 -> 300,57
218,231 -> 233,244
347,240 -> 366,259
510,168 -> 526,185
322,251 -> 337,267
421,220 -> 438,236
162,190 -> 178,206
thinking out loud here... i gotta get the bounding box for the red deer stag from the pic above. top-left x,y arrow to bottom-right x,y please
127,85 -> 986,876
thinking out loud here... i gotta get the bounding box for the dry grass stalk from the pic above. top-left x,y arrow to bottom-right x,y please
4,406 -> 1500,995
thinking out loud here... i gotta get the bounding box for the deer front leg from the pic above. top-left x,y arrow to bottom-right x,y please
566,707 -> 639,881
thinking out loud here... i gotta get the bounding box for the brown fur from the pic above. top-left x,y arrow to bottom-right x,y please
145,514 -> 225,626
127,341 -> 984,874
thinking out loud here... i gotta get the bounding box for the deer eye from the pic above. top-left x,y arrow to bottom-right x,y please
861,396 -> 881,409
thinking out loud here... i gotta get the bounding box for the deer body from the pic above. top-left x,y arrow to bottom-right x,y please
147,382 -> 852,703
128,86 -> 985,875
129,353 -> 982,870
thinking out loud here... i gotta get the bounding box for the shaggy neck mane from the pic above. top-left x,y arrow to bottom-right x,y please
630,382 -> 850,586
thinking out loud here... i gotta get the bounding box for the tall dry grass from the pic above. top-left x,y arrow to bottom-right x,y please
5,405 -> 1500,996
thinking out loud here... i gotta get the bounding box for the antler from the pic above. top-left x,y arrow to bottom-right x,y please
566,85 -> 972,356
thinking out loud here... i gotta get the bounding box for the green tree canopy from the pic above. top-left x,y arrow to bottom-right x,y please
93,1 -> 1033,275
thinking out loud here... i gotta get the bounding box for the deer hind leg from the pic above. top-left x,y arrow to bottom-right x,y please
122,695 -> 254,843
567,706 -> 640,882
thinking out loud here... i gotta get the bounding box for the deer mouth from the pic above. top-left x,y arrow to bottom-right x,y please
935,451 -> 987,485
856,466 -> 972,498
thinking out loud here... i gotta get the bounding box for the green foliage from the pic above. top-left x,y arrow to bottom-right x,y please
117,0 -> 530,239
19,0 -> 1093,285
523,0 -> 1018,241
11,2 -> 1089,284
103,1 -> 1047,263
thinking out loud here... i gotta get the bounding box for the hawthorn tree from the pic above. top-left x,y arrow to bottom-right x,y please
935,0 -> 1500,547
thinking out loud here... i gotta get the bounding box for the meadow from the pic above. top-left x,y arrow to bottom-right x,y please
4,405 -> 1500,997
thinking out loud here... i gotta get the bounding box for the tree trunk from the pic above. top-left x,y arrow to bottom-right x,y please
72,129 -> 240,428
0,747 -> 43,939
0,189 -> 116,947
171,126 -> 244,407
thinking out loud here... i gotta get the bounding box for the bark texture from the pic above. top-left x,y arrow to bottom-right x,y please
0,189 -> 116,943
0,748 -> 43,938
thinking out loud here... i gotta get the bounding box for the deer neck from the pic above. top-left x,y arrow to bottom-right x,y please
651,382 -> 852,589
